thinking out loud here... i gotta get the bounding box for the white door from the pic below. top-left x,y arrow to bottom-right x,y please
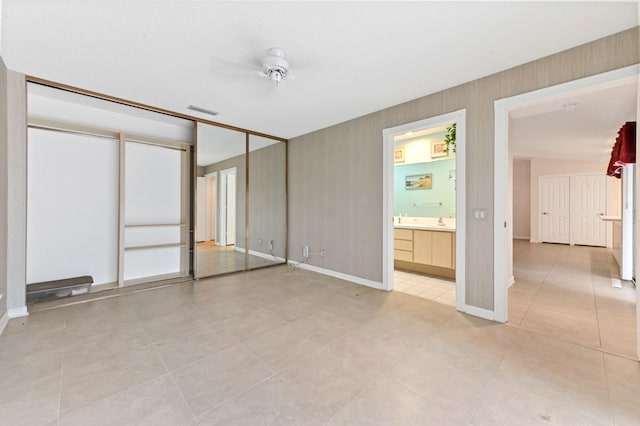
571,174 -> 607,247
196,177 -> 207,242
540,176 -> 570,244
226,171 -> 236,246
206,174 -> 217,242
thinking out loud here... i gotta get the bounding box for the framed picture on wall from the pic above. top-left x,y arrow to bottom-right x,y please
431,141 -> 447,158
394,147 -> 405,163
405,174 -> 432,190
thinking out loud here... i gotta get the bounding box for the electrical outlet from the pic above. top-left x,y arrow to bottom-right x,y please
269,240 -> 273,250
319,250 -> 326,257
303,246 -> 309,258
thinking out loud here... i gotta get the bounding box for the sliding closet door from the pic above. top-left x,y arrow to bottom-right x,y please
27,128 -> 119,286
123,141 -> 188,283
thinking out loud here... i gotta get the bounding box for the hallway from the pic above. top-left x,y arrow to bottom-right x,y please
509,240 -> 637,358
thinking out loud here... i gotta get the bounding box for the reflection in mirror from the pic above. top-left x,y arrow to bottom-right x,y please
195,123 -> 246,277
247,135 -> 287,269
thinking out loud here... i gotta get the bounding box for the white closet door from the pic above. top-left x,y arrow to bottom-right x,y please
196,177 -> 207,242
27,128 -> 119,286
123,141 -> 184,281
539,176 -> 571,244
571,174 -> 607,247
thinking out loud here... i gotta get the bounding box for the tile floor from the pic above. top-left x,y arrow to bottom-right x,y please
393,270 -> 456,307
509,240 -> 637,358
1,264 -> 640,425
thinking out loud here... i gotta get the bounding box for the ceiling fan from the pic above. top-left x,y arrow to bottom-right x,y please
258,47 -> 294,87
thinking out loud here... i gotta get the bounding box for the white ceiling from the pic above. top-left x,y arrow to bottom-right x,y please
510,77 -> 638,163
1,1 -> 638,140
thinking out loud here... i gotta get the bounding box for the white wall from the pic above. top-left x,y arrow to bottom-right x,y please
513,158 -> 531,239
529,158 -> 613,242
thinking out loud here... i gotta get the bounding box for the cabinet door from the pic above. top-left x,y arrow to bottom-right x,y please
432,232 -> 453,268
413,230 -> 432,265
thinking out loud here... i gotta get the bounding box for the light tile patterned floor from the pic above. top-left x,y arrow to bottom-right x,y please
393,270 -> 456,307
1,263 -> 639,425
509,240 -> 637,358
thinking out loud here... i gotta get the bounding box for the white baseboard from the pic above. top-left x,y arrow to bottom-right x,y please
461,304 -> 495,321
8,306 -> 28,318
508,275 -> 515,288
287,261 -> 384,291
235,247 -> 285,263
513,235 -> 530,240
0,310 -> 9,335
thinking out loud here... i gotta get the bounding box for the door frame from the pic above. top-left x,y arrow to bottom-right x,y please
494,64 -> 639,323
382,109 -> 467,312
218,167 -> 236,246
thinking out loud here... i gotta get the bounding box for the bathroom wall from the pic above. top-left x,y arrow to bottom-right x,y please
288,27 -> 639,312
394,158 -> 456,218
513,158 -> 531,239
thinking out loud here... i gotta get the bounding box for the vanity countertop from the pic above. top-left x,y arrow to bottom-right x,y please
394,223 -> 456,232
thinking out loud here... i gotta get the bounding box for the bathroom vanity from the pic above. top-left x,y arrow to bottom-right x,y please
394,221 -> 456,279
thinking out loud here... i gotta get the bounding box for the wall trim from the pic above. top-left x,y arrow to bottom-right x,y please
236,247 -> 286,263
287,260 -> 384,290
0,311 -> 9,335
8,306 -> 28,318
460,304 -> 495,321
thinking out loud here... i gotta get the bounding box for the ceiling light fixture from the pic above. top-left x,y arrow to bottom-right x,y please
259,47 -> 293,87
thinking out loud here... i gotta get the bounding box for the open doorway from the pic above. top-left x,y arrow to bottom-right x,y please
383,109 -> 467,312
219,167 -> 237,247
495,65 -> 638,358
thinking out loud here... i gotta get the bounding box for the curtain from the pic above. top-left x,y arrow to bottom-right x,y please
607,121 -> 636,178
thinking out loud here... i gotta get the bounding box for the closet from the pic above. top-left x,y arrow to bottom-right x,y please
26,82 -> 193,290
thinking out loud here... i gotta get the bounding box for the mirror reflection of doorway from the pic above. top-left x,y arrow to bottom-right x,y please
219,167 -> 237,247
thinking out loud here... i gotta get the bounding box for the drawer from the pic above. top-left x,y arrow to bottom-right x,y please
394,249 -> 413,262
394,239 -> 413,251
394,228 -> 413,240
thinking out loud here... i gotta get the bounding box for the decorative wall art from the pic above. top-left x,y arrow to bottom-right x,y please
405,173 -> 432,190
394,147 -> 405,163
431,141 -> 447,158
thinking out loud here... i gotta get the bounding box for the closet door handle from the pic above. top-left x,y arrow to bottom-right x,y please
542,212 -> 549,215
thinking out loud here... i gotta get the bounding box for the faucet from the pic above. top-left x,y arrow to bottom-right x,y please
437,217 -> 445,226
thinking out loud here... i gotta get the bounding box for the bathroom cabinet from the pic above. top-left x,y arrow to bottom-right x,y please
394,226 -> 455,278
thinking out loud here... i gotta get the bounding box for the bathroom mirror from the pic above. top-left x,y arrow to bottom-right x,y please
247,135 -> 287,269
195,123 -> 247,278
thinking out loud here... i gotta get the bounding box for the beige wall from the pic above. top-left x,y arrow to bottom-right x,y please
248,142 -> 287,259
513,159 -> 531,240
288,27 -> 639,311
529,157 -> 612,242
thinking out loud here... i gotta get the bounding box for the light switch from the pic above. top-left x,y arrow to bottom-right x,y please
472,208 -> 487,221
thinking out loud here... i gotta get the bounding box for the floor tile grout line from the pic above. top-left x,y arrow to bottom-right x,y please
504,321 -> 638,361
599,350 -> 618,426
153,345 -> 199,424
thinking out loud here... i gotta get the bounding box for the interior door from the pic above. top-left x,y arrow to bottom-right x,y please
196,177 -> 207,242
571,174 -> 607,246
224,169 -> 237,246
540,175 -> 570,244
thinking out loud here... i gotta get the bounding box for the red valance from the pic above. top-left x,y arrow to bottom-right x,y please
607,121 -> 636,178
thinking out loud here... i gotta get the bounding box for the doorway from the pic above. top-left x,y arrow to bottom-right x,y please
382,109 -> 467,312
219,167 -> 237,247
494,65 -> 639,358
